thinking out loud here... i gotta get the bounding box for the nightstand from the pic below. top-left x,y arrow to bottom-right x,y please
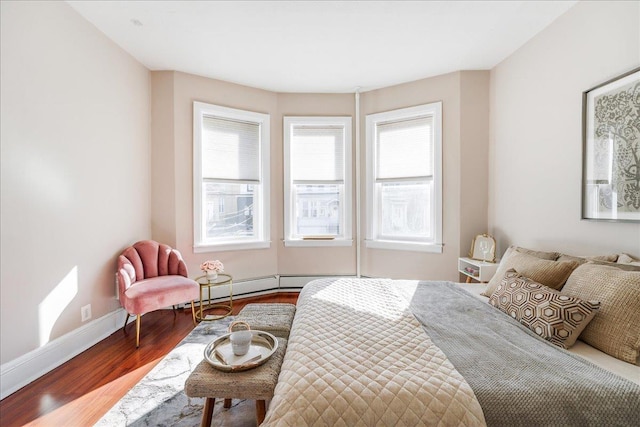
458,257 -> 498,283
194,273 -> 233,321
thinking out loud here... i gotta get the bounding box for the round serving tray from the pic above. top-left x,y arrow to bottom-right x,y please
204,330 -> 278,372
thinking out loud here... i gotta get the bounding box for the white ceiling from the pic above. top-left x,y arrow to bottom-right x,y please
67,1 -> 577,93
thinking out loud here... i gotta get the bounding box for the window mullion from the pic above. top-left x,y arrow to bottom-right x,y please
292,179 -> 344,185
375,176 -> 432,184
203,177 -> 260,185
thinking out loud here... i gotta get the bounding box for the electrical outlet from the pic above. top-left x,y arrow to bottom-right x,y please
81,304 -> 92,322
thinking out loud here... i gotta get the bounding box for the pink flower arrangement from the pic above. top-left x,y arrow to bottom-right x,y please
200,259 -> 224,273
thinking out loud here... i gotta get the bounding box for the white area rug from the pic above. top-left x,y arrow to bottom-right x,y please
95,317 -> 257,427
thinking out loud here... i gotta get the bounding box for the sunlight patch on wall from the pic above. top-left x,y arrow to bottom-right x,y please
38,266 -> 78,346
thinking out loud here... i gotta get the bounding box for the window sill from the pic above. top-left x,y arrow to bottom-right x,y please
284,239 -> 353,248
194,241 -> 271,253
364,239 -> 443,253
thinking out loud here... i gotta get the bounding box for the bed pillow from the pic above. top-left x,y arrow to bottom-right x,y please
562,263 -> 640,364
482,251 -> 579,297
588,254 -> 619,262
488,269 -> 600,349
556,253 -> 628,265
588,259 -> 640,272
480,246 -> 559,297
510,246 -> 559,261
617,253 -> 640,266
555,254 -> 588,265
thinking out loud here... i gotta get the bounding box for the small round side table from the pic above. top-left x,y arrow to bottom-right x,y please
194,273 -> 233,321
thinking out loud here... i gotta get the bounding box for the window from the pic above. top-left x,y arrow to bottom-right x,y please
193,102 -> 270,251
283,117 -> 352,246
365,102 -> 442,252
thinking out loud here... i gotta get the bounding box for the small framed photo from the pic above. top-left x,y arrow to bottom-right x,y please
582,67 -> 640,222
469,234 -> 496,263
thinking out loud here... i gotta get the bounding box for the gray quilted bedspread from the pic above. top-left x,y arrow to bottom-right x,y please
402,281 -> 640,427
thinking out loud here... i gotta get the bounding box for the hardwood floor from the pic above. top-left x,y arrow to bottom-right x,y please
0,293 -> 298,427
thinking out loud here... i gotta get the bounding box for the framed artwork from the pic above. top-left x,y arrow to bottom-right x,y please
582,67 -> 640,222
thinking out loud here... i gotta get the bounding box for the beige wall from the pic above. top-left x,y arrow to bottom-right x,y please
152,71 -> 490,282
489,1 -> 640,258
276,93 -> 357,275
360,71 -> 490,280
152,72 -> 280,280
0,1 -> 151,364
459,72 -> 491,261
151,72 -> 177,247
152,74 -> 358,278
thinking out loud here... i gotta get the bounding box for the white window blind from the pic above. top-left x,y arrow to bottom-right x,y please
291,126 -> 344,182
202,116 -> 260,182
376,116 -> 433,180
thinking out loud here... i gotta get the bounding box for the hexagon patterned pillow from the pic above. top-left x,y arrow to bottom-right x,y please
488,269 -> 600,349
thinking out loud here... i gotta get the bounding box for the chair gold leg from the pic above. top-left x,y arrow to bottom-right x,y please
191,301 -> 197,326
136,314 -> 141,348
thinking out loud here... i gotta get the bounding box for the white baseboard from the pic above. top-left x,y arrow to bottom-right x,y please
0,308 -> 129,400
203,276 -> 279,301
0,274 -> 348,400
279,275 -> 355,289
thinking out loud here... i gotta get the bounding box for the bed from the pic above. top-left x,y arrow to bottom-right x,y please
261,253 -> 640,426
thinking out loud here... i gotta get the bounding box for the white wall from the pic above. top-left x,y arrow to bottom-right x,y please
489,0 -> 640,257
0,1 -> 151,364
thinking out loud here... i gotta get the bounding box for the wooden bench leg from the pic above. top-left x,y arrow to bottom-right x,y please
201,397 -> 215,427
256,400 -> 266,425
223,398 -> 232,408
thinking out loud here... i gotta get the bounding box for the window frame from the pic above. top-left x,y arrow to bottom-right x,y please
283,116 -> 353,247
365,102 -> 443,253
193,101 -> 270,252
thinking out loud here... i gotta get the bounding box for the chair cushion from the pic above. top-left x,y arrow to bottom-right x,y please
122,275 -> 199,315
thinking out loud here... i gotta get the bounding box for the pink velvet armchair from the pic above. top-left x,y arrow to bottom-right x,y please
117,240 -> 199,348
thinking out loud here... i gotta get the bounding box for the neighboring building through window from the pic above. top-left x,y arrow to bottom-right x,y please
283,116 -> 352,246
193,102 -> 270,252
365,102 -> 442,252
